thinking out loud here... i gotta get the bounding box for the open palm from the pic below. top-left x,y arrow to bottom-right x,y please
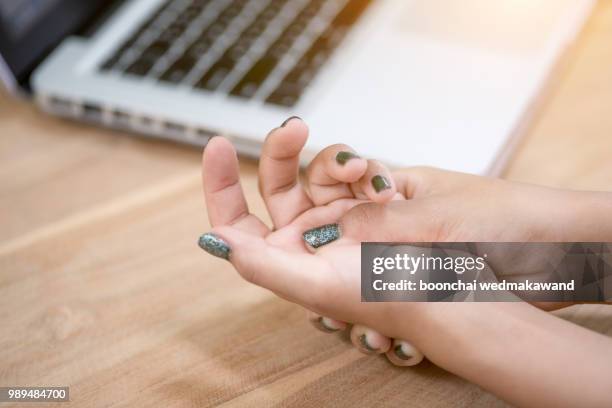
201,117 -> 400,310
200,118 -> 424,364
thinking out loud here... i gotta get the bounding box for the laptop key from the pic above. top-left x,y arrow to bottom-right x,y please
146,40 -> 173,56
266,84 -> 301,107
230,56 -> 277,97
196,56 -> 235,90
123,40 -> 170,77
158,21 -> 187,43
101,26 -> 147,71
333,0 -> 372,27
186,37 -> 214,59
160,55 -> 198,83
101,54 -> 122,71
124,59 -> 155,76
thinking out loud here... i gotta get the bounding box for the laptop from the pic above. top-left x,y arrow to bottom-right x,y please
0,0 -> 595,174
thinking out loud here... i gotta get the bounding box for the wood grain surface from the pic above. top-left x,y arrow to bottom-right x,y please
1,1 -> 612,406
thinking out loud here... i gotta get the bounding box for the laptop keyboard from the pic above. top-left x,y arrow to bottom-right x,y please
100,0 -> 372,107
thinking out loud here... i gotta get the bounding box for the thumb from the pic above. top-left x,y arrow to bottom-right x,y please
338,200 -> 447,243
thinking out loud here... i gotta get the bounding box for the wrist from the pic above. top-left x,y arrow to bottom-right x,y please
394,301 -> 612,407
529,189 -> 612,241
563,191 -> 612,240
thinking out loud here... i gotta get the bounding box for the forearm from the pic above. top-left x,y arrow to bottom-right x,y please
402,302 -> 612,407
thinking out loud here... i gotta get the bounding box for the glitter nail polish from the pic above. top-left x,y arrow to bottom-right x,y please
359,334 -> 378,352
388,340 -> 424,366
302,223 -> 340,249
198,233 -> 230,260
317,317 -> 340,333
394,344 -> 412,360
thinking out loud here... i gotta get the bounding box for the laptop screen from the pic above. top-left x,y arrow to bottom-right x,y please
0,0 -> 111,91
0,0 -> 63,40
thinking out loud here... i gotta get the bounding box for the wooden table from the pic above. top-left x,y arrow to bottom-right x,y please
2,1 -> 612,406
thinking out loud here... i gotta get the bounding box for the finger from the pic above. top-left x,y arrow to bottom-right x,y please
297,198 -> 364,252
350,324 -> 391,355
202,137 -> 269,236
307,311 -> 348,333
305,144 -> 368,205
258,117 -> 313,228
392,166 -> 476,199
198,225 -> 331,309
385,339 -> 424,366
351,160 -> 398,204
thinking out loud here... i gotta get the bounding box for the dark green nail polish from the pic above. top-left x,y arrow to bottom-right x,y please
267,127 -> 280,137
303,223 -> 340,249
335,151 -> 360,165
281,116 -> 301,127
198,233 -> 230,260
317,316 -> 339,333
359,334 -> 378,352
394,344 -> 412,360
371,175 -> 391,193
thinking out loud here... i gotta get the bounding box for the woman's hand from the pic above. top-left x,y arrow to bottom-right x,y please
339,165 -> 612,243
198,118 -> 612,407
200,117 -> 612,358
200,118 -> 422,362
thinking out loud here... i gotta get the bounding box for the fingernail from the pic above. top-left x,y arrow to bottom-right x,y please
281,116 -> 301,127
267,127 -> 280,137
371,175 -> 391,193
359,334 -> 378,353
335,151 -> 360,165
316,317 -> 340,333
394,344 -> 413,361
303,223 -> 340,249
198,233 -> 230,260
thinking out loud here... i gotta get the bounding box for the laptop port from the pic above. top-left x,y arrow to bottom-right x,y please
82,102 -> 102,121
43,96 -> 75,116
48,96 -> 72,110
111,110 -> 131,127
163,121 -> 186,135
195,128 -> 214,138
192,128 -> 214,145
139,116 -> 153,127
